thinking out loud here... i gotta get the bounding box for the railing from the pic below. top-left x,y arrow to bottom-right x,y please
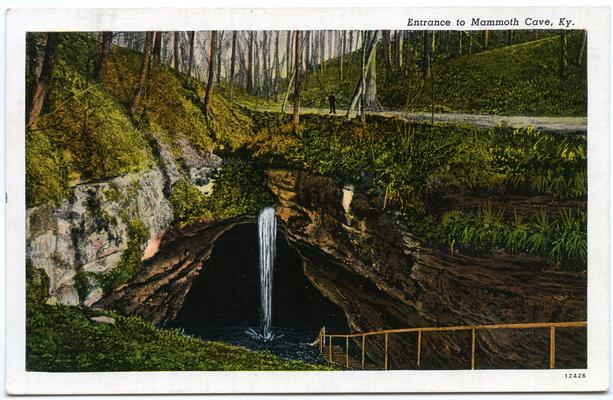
316,321 -> 587,370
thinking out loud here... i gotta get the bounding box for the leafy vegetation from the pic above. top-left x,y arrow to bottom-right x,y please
300,32 -> 587,116
25,33 -> 256,207
246,112 -> 586,267
426,206 -> 587,267
26,266 -> 332,371
169,159 -> 274,227
98,218 -> 149,294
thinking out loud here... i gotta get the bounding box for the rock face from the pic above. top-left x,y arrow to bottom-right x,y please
26,168 -> 173,305
26,135 -> 221,306
265,169 -> 587,369
94,167 -> 587,369
94,218 -> 252,324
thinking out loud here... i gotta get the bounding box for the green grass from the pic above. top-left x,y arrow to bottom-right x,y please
26,265 -> 333,372
299,32 -> 587,116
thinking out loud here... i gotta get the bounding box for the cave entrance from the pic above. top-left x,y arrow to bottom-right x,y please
168,222 -> 349,363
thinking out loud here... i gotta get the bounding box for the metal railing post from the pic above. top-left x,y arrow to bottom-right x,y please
384,333 -> 389,370
549,326 -> 556,369
471,327 -> 476,370
361,334 -> 366,370
416,330 -> 422,369
345,336 -> 349,368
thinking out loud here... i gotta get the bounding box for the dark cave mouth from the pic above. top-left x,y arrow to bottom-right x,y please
167,222 -> 349,362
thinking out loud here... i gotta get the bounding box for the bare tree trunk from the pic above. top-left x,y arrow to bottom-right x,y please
187,31 -> 195,77
292,30 -> 301,128
96,31 -> 113,81
382,30 -> 391,79
468,31 -> 472,54
482,30 -> 489,50
458,31 -> 463,55
246,32 -> 254,94
286,31 -> 292,79
203,31 -> 218,118
153,31 -> 162,63
216,31 -> 224,84
394,30 -> 402,69
349,30 -> 354,52
262,31 -> 270,97
173,32 -> 180,71
304,30 -> 310,79
363,35 -> 381,111
229,31 -> 237,97
422,30 -> 431,79
130,31 -> 155,116
346,31 -> 379,121
27,32 -> 59,129
559,31 -> 568,79
577,30 -> 587,66
274,31 -> 280,96
340,31 -> 345,83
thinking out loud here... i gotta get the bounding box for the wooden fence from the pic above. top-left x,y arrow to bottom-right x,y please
316,321 -> 587,370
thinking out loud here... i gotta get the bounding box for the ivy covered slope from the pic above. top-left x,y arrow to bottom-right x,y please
25,33 -> 256,207
248,112 -> 587,269
300,31 -> 587,116
27,266 -> 331,372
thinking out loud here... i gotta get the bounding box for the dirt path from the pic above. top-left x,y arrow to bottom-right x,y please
275,107 -> 587,134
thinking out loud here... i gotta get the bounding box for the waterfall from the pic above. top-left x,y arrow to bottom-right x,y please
258,206 -> 277,340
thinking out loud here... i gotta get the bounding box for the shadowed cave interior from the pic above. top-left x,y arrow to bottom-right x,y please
167,222 -> 349,361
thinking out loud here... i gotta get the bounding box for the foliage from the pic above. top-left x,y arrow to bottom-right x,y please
431,206 -> 587,268
169,159 -> 274,227
246,112 -> 586,268
26,301 -> 333,372
25,33 -> 256,206
99,218 -> 149,294
299,32 -> 587,116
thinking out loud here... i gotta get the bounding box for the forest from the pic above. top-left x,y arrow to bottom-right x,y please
25,28 -> 587,372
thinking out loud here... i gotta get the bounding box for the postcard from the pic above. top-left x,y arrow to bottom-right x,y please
4,6 -> 610,394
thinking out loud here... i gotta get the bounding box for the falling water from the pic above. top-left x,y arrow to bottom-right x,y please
257,206 -> 277,340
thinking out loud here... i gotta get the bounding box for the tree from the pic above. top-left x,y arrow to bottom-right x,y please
95,31 -> 113,82
291,30 -> 301,128
203,31 -> 218,119
186,31 -> 195,77
340,30 -> 345,83
173,32 -> 180,71
229,31 -> 238,96
129,31 -> 155,116
577,30 -> 587,66
27,33 -> 59,129
382,30 -> 392,79
422,30 -> 431,79
394,30 -> 402,69
153,32 -> 162,63
216,31 -> 224,84
559,31 -> 568,79
246,32 -> 254,94
482,30 -> 489,49
346,30 -> 379,121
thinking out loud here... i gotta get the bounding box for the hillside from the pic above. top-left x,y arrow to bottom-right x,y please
26,33 -> 261,207
300,32 -> 587,116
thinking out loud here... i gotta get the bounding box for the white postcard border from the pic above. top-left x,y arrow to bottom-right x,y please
4,6 -> 610,394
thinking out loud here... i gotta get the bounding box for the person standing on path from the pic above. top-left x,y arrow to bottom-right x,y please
328,92 -> 336,114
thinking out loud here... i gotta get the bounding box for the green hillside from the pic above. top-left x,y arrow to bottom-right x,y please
25,33 -> 258,207
300,32 -> 587,116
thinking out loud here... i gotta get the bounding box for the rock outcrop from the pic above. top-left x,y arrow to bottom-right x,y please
26,134 -> 221,306
94,218 -> 251,325
265,169 -> 587,369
